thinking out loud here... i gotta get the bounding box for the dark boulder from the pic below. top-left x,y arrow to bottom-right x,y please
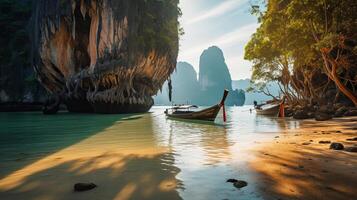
285,107 -> 294,117
344,108 -> 357,117
226,179 -> 248,189
329,143 -> 344,150
315,112 -> 333,121
233,181 -> 248,189
319,105 -> 335,115
334,106 -> 348,117
43,94 -> 61,115
293,110 -> 310,120
74,183 -> 97,192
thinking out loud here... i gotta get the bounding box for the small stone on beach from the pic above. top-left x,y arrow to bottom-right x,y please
227,179 -> 248,189
345,147 -> 357,153
346,137 -> 357,141
74,183 -> 97,192
319,141 -> 331,144
233,181 -> 248,189
329,143 -> 344,150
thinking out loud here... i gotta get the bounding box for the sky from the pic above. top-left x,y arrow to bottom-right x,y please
178,0 -> 260,80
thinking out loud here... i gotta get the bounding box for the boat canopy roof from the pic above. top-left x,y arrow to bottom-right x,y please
172,105 -> 198,110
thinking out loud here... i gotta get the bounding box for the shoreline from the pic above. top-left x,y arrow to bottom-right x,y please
249,117 -> 357,200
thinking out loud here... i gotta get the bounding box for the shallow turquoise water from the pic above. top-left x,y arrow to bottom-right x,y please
0,106 -> 300,200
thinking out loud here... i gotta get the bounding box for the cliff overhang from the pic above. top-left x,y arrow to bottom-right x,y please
31,0 -> 179,113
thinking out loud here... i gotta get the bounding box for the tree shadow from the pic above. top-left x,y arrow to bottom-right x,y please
0,152 -> 183,200
0,112 -> 140,179
249,117 -> 357,200
0,112 -> 183,199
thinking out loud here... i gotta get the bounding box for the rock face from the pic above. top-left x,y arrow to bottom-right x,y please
154,59 -> 246,106
31,0 -> 179,113
0,0 -> 46,110
198,46 -> 244,106
232,79 -> 280,105
167,62 -> 201,103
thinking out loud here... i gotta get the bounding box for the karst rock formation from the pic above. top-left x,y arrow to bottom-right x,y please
31,0 -> 179,113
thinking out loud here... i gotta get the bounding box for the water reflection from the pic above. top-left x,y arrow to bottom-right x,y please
151,106 -> 301,200
0,106 -> 301,200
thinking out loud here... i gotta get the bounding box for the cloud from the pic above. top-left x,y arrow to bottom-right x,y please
184,0 -> 248,25
226,55 -> 253,80
179,22 -> 259,59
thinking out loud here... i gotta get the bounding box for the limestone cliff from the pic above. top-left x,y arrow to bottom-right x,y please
154,59 -> 245,106
31,0 -> 179,113
198,46 -> 245,106
0,0 -> 46,110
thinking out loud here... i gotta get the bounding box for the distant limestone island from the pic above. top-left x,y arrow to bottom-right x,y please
232,79 -> 280,105
155,46 -> 245,106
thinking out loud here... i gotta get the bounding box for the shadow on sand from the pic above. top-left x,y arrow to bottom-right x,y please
0,112 -> 136,179
0,112 -> 183,200
0,152 -> 182,200
250,117 -> 357,200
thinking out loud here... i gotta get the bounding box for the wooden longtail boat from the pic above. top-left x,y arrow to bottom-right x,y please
254,99 -> 284,116
165,90 -> 229,121
255,103 -> 280,115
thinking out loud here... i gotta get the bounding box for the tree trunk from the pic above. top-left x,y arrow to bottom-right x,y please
322,53 -> 357,106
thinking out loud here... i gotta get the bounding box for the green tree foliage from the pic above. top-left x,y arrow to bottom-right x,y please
0,0 -> 32,65
245,0 -> 357,106
135,0 -> 182,55
0,0 -> 43,102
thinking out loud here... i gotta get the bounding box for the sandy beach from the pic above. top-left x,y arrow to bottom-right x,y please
250,117 -> 357,200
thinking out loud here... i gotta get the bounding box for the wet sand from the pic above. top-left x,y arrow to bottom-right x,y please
250,117 -> 357,200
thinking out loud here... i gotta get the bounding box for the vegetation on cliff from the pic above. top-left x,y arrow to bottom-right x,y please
135,0 -> 182,55
245,0 -> 357,108
0,0 -> 45,103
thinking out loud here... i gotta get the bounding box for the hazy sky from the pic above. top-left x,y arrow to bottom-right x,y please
178,0 -> 259,80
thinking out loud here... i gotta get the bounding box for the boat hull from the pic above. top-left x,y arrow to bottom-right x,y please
255,104 -> 280,115
166,105 -> 221,121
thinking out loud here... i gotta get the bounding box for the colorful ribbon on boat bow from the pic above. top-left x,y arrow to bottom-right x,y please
223,103 -> 226,122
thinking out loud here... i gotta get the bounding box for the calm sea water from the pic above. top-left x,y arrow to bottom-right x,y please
0,106 -> 300,200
